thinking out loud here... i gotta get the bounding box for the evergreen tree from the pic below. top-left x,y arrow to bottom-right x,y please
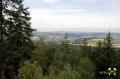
61,33 -> 70,56
82,38 -> 89,57
0,0 -> 34,79
103,32 -> 114,66
0,0 -> 8,64
32,38 -> 49,75
0,0 -> 4,71
91,33 -> 114,67
78,57 -> 96,79
55,33 -> 71,64
6,0 -> 33,61
91,40 -> 104,67
52,33 -> 71,73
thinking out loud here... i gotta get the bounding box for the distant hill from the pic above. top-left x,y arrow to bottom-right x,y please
32,31 -> 120,46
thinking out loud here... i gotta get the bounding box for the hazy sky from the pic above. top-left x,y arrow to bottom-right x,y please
23,0 -> 120,32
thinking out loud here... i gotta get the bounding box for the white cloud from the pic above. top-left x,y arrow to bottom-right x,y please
112,0 -> 120,11
31,9 -> 88,13
42,0 -> 59,4
30,9 -> 120,32
24,0 -> 120,32
80,0 -> 101,3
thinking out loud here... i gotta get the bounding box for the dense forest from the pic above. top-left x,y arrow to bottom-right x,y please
0,0 -> 120,79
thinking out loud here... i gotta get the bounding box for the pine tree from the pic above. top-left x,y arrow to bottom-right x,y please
6,0 -> 33,61
103,32 -> 114,66
32,38 -> 49,75
0,0 -> 8,64
0,0 -> 3,64
0,0 -> 11,78
0,0 -> 3,44
61,33 -> 70,54
51,33 -> 71,73
60,33 -> 71,63
0,0 -> 34,79
92,40 -> 104,67
82,38 -> 89,57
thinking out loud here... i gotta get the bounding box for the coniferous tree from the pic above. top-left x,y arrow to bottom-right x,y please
32,38 -> 49,75
0,0 -> 14,78
59,33 -> 71,63
52,33 -> 71,73
89,40 -> 104,67
0,0 -> 8,64
0,0 -> 3,65
0,0 -> 34,79
103,32 -> 114,66
61,33 -> 70,55
6,0 -> 33,61
82,38 -> 89,57
95,40 -> 104,66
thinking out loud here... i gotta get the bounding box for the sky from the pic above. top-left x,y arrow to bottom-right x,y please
23,0 -> 120,32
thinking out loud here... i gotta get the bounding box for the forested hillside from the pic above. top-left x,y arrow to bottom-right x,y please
1,0 -> 120,79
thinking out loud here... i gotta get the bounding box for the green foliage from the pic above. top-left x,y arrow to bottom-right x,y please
46,64 -> 79,79
48,59 -> 95,79
0,0 -> 34,79
82,38 -> 89,57
90,32 -> 115,67
52,33 -> 71,72
0,70 -> 5,79
32,39 -> 48,66
69,45 -> 83,67
112,50 -> 120,66
57,64 -> 80,79
6,0 -> 33,59
1,1 -> 120,78
32,38 -> 56,75
90,40 -> 104,67
78,57 -> 96,79
17,61 -> 43,79
103,32 -> 115,66
32,39 -> 49,74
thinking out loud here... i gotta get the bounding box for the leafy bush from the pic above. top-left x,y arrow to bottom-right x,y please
17,61 -> 43,79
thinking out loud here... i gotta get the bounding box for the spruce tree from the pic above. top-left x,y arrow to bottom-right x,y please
0,0 -> 34,79
0,0 -> 3,63
61,33 -> 70,54
52,33 -> 71,73
82,38 -> 89,57
61,33 -> 71,63
5,0 -> 33,62
103,32 -> 114,66
0,0 -> 7,64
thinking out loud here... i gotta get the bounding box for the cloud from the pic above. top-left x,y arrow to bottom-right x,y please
111,0 -> 120,10
23,0 -> 120,32
30,9 -> 120,31
79,0 -> 103,3
31,9 -> 88,13
42,0 -> 59,4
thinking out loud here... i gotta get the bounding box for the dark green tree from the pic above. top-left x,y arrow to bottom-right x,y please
81,38 -> 89,57
6,0 -> 33,61
32,38 -> 49,75
103,32 -> 114,66
91,33 -> 114,67
0,0 -> 34,79
52,33 -> 71,73
91,40 -> 104,67
0,0 -> 9,65
78,57 -> 96,79
17,61 -> 43,79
